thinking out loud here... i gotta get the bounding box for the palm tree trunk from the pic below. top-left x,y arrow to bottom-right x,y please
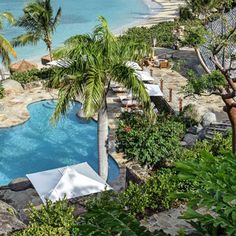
48,44 -> 53,62
45,36 -> 53,61
98,101 -> 109,180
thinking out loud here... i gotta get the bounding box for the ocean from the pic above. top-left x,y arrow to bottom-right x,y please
0,0 -> 159,61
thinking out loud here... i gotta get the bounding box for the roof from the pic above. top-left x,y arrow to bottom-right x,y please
10,60 -> 38,73
199,7 -> 236,78
27,162 -> 112,204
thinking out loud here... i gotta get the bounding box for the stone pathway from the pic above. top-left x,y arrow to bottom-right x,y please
151,67 -> 224,115
142,205 -> 195,235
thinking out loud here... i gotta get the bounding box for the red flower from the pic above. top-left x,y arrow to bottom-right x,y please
123,126 -> 132,133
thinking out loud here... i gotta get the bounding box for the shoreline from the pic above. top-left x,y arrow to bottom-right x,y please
30,0 -> 184,65
141,0 -> 184,27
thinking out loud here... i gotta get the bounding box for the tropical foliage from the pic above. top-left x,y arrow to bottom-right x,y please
12,197 -> 167,236
0,11 -> 16,66
12,199 -> 79,236
13,0 -> 61,60
79,202 -> 167,236
116,112 -> 186,168
176,151 -> 236,236
9,67 -> 56,86
119,169 -> 184,216
119,22 -> 181,49
182,70 -> 227,96
179,0 -> 236,22
51,16 -> 152,180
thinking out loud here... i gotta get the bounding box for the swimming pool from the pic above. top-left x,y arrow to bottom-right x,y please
0,100 -> 119,186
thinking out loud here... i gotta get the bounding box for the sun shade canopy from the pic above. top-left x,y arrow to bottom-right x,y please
27,162 -> 112,204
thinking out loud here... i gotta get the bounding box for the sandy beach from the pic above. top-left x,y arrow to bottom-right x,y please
142,0 -> 185,27
31,0 -> 184,66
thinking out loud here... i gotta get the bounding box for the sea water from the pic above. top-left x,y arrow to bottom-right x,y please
0,0 -> 159,60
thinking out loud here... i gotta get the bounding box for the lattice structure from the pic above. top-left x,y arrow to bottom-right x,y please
199,7 -> 236,78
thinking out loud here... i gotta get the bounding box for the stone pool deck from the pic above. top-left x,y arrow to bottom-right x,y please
0,87 -> 58,128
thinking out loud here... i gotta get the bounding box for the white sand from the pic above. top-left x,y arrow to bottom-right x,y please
141,0 -> 185,27
32,0 -> 185,66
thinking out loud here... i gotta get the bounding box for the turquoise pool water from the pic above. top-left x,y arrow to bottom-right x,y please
0,0 -> 158,60
0,100 -> 119,186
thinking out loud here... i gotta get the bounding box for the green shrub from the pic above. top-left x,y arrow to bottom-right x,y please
13,195 -> 167,236
116,113 -> 186,168
79,202 -> 168,236
119,22 -> 183,49
12,224 -> 70,236
120,168 -> 193,216
9,67 -> 56,86
178,132 -> 232,162
12,199 -> 79,236
0,83 -> 4,99
176,152 -> 236,235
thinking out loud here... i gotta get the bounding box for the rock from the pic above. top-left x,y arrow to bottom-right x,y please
202,112 -> 217,127
142,205 -> 196,235
198,128 -> 207,140
0,200 -> 25,235
1,79 -> 24,94
182,104 -> 202,125
180,141 -> 188,147
187,124 -> 203,135
9,178 -> 33,191
0,103 -> 4,112
0,188 -> 42,210
183,133 -> 198,147
24,81 -> 42,90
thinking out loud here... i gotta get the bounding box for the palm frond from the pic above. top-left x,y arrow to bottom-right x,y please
0,12 -> 15,30
83,65 -> 105,117
111,63 -> 151,109
12,33 -> 41,47
52,7 -> 62,30
51,72 -> 84,123
0,35 -> 16,58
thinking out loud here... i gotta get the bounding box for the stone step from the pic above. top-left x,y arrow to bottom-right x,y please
206,130 -> 223,136
207,127 -> 230,132
205,134 -> 214,140
211,122 -> 231,127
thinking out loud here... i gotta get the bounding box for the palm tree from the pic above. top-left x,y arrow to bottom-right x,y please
13,0 -> 61,61
0,12 -> 16,79
51,17 -> 153,180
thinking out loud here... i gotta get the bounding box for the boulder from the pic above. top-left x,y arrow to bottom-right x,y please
182,104 -> 202,125
183,133 -> 198,147
187,124 -> 203,135
1,79 -> 24,94
0,200 -> 25,235
0,188 -> 42,210
202,112 -> 217,127
9,178 -> 33,191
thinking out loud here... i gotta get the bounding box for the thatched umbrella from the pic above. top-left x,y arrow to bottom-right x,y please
9,60 -> 38,74
41,55 -> 51,65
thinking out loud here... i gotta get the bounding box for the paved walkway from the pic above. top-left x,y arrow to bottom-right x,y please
151,67 -> 224,116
